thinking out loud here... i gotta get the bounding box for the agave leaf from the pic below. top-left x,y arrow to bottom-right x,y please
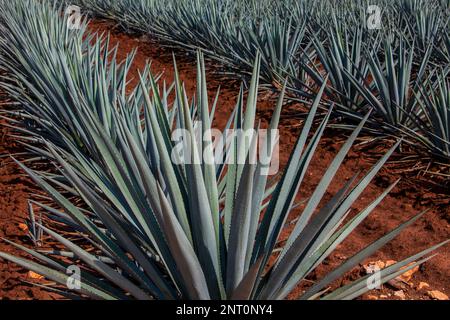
279,110 -> 372,264
251,78 -> 329,267
226,131 -> 258,294
178,71 -> 223,298
231,257 -> 264,300
196,51 -> 220,248
156,185 -> 211,300
246,79 -> 287,271
301,209 -> 429,300
322,240 -> 450,300
276,179 -> 400,299
0,252 -> 116,300
2,238 -> 130,300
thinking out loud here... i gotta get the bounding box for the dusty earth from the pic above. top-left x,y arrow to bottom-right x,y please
0,19 -> 448,300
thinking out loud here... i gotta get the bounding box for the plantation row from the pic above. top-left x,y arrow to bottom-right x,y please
0,0 -> 447,300
72,0 -> 450,160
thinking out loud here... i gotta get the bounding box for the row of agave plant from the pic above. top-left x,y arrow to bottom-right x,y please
71,0 -> 450,160
0,0 -> 447,300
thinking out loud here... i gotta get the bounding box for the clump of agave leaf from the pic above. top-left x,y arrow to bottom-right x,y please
342,34 -> 450,159
304,18 -> 381,122
407,69 -> 450,159
436,33 -> 450,65
0,0 -> 106,153
0,0 -> 447,300
3,58 -> 446,299
343,35 -> 434,133
70,0 -> 450,82
68,0 -> 450,160
72,0 -> 311,87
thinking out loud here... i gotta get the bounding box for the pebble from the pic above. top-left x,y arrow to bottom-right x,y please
417,282 -> 430,290
394,290 -> 406,300
427,290 -> 449,300
28,271 -> 44,280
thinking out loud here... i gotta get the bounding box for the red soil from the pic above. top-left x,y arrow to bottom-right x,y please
0,19 -> 448,300
0,92 -> 61,299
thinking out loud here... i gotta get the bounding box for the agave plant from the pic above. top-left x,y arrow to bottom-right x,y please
74,0 -> 308,86
343,34 -> 434,133
402,0 -> 448,54
70,0 -> 450,160
436,33 -> 450,65
407,69 -> 450,159
0,0 -> 100,151
236,17 -> 308,87
0,0 -> 447,300
304,18 -> 380,120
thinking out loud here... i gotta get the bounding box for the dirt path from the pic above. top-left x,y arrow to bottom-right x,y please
0,19 -> 448,300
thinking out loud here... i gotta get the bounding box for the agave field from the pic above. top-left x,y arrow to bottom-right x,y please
0,0 -> 448,301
